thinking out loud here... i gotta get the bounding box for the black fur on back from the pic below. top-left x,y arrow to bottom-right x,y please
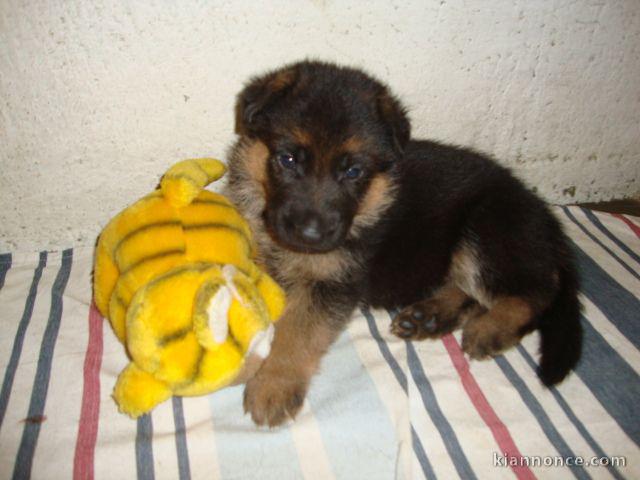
360,139 -> 583,384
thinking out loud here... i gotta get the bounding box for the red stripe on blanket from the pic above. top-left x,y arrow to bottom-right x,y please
442,334 -> 536,480
613,213 -> 640,239
73,303 -> 104,480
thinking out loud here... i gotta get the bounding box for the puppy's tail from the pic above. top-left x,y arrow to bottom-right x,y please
537,260 -> 582,386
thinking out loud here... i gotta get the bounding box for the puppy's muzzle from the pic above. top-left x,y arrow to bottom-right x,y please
277,206 -> 343,253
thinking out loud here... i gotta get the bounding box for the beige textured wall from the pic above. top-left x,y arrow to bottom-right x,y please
1,0 -> 639,252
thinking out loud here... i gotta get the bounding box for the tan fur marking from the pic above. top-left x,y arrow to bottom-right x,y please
291,127 -> 312,147
269,68 -> 296,91
356,174 -> 393,216
242,140 -> 269,185
430,283 -> 470,319
449,242 -> 493,307
351,174 -> 396,234
224,139 -> 270,246
342,135 -> 365,153
462,296 -> 534,359
269,286 -> 341,375
272,249 -> 355,283
243,285 -> 341,426
487,297 -> 534,329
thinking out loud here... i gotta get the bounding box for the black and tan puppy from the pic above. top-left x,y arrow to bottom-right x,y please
225,60 -> 582,427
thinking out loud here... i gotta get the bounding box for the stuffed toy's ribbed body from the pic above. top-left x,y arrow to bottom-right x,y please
93,158 -> 285,418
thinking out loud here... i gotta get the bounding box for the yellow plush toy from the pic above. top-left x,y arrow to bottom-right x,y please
93,158 -> 285,418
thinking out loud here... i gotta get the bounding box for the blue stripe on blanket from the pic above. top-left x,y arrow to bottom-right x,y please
493,355 -> 588,480
575,315 -> 640,446
136,414 -> 155,480
517,345 -> 625,480
565,221 -> 640,445
580,207 -> 640,266
306,330 -> 397,480
0,252 -> 47,430
172,397 -> 191,480
407,343 -> 477,480
563,207 -> 640,282
570,240 -> 640,349
361,307 -> 436,480
411,426 -> 437,480
0,253 -> 11,290
361,307 -> 407,391
13,249 -> 72,480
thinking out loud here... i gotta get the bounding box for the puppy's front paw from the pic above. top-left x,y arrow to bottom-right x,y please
243,364 -> 308,427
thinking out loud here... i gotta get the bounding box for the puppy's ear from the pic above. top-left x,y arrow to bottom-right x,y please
377,90 -> 410,157
235,67 -> 298,137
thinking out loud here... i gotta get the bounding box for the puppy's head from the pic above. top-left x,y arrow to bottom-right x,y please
233,60 -> 410,254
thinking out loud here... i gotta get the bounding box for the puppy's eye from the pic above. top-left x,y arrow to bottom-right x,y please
277,153 -> 297,169
345,165 -> 363,180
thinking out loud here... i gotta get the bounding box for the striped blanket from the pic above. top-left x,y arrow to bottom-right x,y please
0,206 -> 638,479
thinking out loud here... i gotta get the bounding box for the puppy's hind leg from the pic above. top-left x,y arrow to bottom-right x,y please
461,297 -> 534,359
449,241 -> 538,359
390,241 -> 537,361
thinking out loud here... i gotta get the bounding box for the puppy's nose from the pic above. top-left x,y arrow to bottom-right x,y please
300,217 -> 322,242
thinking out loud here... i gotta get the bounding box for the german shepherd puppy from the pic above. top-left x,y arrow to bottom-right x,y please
225,60 -> 582,427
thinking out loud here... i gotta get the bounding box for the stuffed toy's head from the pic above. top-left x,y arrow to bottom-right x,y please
93,158 -> 285,418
